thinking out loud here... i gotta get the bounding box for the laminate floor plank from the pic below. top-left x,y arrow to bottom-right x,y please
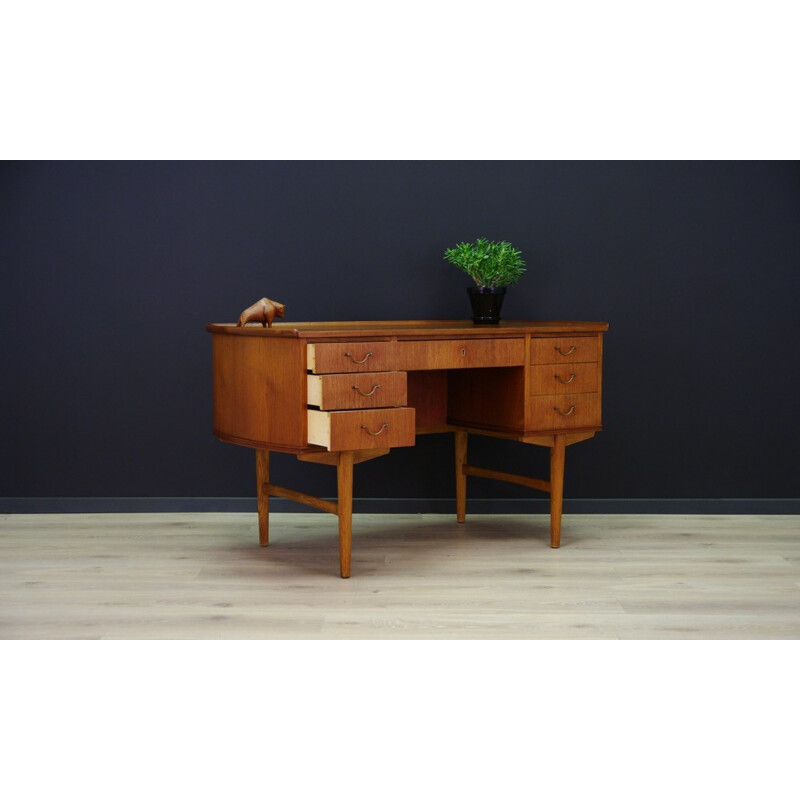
1,513 -> 798,639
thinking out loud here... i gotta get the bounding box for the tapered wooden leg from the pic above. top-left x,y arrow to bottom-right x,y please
549,434 -> 566,548
455,430 -> 468,522
337,450 -> 354,578
256,449 -> 270,546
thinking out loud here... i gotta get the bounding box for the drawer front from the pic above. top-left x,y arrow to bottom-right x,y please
528,393 -> 601,430
529,363 -> 599,395
397,338 -> 525,371
307,341 -> 397,374
307,407 -> 416,451
530,336 -> 599,365
307,371 -> 407,410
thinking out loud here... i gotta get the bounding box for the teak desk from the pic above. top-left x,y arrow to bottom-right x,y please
206,320 -> 608,577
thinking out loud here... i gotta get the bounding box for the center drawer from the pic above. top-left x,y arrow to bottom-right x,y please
307,407 -> 416,451
396,338 -> 525,370
307,371 -> 407,410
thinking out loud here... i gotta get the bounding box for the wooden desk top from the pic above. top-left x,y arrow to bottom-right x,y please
206,320 -> 610,339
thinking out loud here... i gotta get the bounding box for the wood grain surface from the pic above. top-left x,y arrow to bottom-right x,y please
528,393 -> 602,430
395,338 -> 525,370
530,335 -> 600,364
307,371 -> 407,410
2,513 -> 798,639
307,408 -> 416,450
529,363 -> 600,395
212,334 -> 307,449
307,341 -> 398,373
207,321 -> 609,339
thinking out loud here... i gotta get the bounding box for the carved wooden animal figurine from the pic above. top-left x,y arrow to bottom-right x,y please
237,297 -> 286,328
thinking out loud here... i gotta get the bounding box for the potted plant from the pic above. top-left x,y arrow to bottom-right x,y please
444,238 -> 526,324
444,239 -> 525,325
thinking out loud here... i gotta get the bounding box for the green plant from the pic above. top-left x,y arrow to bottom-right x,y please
443,238 -> 526,288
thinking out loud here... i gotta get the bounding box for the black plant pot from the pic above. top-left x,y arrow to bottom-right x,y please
467,286 -> 506,324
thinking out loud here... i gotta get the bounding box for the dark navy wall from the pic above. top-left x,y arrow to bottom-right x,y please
2,161 -> 799,508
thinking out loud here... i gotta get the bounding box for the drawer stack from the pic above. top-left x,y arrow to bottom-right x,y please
528,335 -> 602,430
305,342 -> 415,450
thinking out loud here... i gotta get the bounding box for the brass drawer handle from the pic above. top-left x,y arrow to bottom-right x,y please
361,423 -> 389,436
554,405 -> 576,417
353,384 -> 380,397
555,373 -> 576,384
555,345 -> 577,356
345,351 -> 372,364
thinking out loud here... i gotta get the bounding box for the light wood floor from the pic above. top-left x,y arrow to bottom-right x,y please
1,512 -> 798,639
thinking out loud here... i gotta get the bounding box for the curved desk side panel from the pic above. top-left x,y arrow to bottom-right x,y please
211,334 -> 309,451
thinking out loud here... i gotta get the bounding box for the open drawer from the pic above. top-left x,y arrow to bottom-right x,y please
307,407 -> 416,451
307,371 -> 407,410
